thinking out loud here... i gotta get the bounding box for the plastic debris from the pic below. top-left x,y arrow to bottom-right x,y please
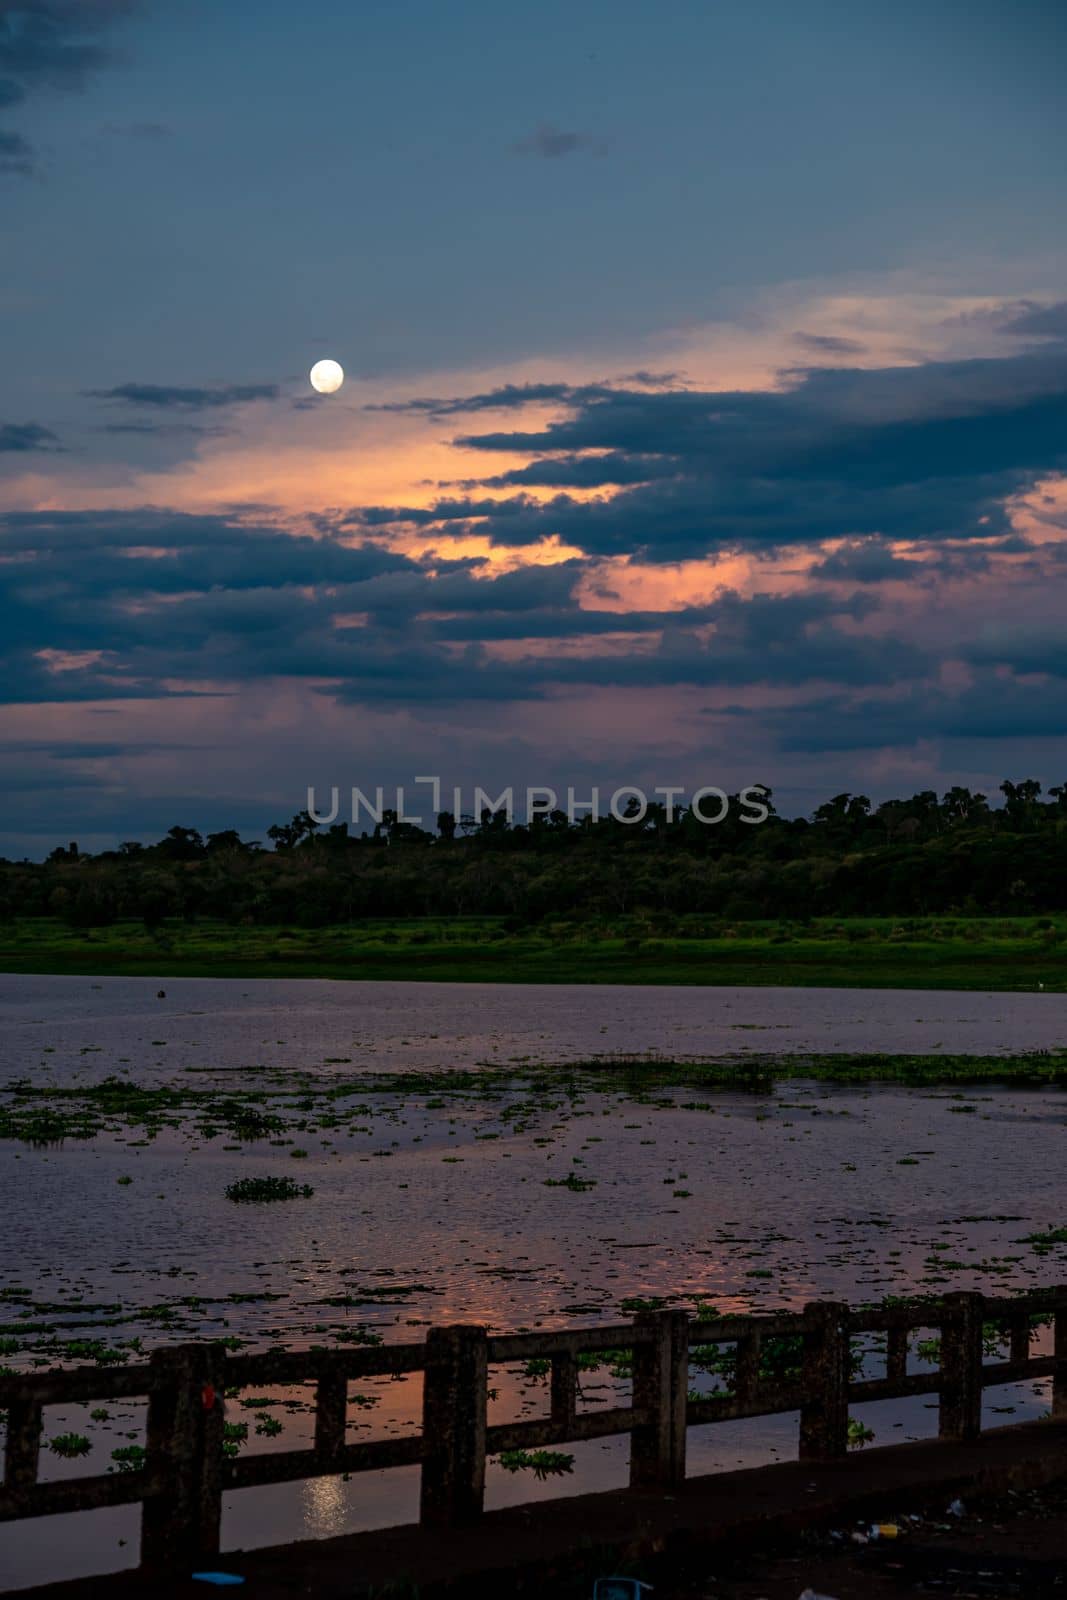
593,1581 -> 653,1599
948,1497 -> 966,1517
873,1523 -> 899,1539
798,1589 -> 841,1600
191,1577 -> 245,1588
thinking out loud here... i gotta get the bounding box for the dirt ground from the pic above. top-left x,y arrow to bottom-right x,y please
656,1479 -> 1067,1599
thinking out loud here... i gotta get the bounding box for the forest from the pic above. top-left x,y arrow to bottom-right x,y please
3,779 -> 1066,927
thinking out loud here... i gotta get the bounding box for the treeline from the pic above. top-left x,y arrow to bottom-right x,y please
3,779 -> 1067,925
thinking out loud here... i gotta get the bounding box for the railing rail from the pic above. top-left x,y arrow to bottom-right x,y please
2,1286 -> 1066,1568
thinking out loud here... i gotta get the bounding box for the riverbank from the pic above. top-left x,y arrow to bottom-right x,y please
2,915 -> 1065,988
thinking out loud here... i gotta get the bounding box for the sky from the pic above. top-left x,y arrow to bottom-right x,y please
1,0 -> 1066,855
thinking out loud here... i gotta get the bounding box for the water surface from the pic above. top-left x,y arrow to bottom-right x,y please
2,976 -> 1065,1589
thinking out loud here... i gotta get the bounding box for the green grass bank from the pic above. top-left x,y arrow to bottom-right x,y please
1,914 -> 1065,988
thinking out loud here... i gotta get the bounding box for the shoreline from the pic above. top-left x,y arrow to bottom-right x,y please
1,914 -> 1065,990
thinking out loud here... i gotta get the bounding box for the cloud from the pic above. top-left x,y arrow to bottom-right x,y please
0,500 -> 926,715
476,451 -> 678,489
1001,300 -> 1067,341
343,343 -> 1067,562
511,122 -> 606,159
793,331 -> 867,355
370,382 -> 581,417
0,2 -> 137,89
0,125 -> 32,173
756,673 -> 1067,754
371,376 -> 680,418
5,333 -> 1067,803
0,419 -> 61,452
97,420 -> 228,439
85,381 -> 280,410
810,541 -> 923,583
0,0 -> 140,177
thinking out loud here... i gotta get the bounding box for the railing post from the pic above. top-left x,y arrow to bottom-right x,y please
419,1325 -> 487,1527
314,1367 -> 348,1466
142,1343 -> 226,1569
939,1291 -> 984,1442
799,1301 -> 850,1460
1008,1315 -> 1030,1366
630,1309 -> 689,1491
550,1351 -> 578,1432
886,1325 -> 908,1387
735,1328 -> 761,1408
3,1395 -> 42,1497
1053,1288 -> 1067,1421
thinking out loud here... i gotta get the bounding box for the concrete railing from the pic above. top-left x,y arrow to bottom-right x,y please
2,1287 -> 1066,1570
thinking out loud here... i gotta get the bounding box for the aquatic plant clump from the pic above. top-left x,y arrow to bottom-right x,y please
497,1448 -> 575,1479
48,1433 -> 91,1458
224,1176 -> 315,1203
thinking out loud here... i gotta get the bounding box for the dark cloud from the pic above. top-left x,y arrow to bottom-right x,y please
475,452 -> 677,489
810,541 -> 923,583
0,504 -> 917,709
372,377 -> 680,419
97,420 -> 228,439
0,0 -> 139,177
0,508 -> 414,578
85,381 -> 280,409
1000,300 -> 1067,341
0,419 -> 61,452
344,345 -> 1067,562
0,1 -> 136,89
511,122 -> 606,159
792,331 -> 867,355
370,382 -> 581,417
965,622 -> 1067,679
0,125 -> 32,172
758,673 -> 1067,754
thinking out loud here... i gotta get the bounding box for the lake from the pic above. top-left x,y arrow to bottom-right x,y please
2,976 -> 1065,1588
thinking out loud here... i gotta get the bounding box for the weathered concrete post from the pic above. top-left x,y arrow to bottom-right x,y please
939,1291 -> 984,1442
419,1324 -> 488,1527
3,1395 -> 42,1497
734,1328 -> 761,1408
799,1301 -> 850,1460
1008,1315 -> 1030,1365
1052,1287 -> 1067,1420
630,1309 -> 689,1491
886,1325 -> 909,1387
550,1350 -> 578,1432
314,1367 -> 348,1466
142,1342 -> 226,1568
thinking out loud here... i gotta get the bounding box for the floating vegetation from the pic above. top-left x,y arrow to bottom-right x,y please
226,1106 -> 285,1141
222,1421 -> 248,1457
1019,1226 -> 1067,1250
496,1449 -> 575,1479
48,1433 -> 91,1459
110,1445 -> 146,1473
224,1176 -> 314,1203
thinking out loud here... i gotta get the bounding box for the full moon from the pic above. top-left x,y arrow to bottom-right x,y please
309,358 -> 344,394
